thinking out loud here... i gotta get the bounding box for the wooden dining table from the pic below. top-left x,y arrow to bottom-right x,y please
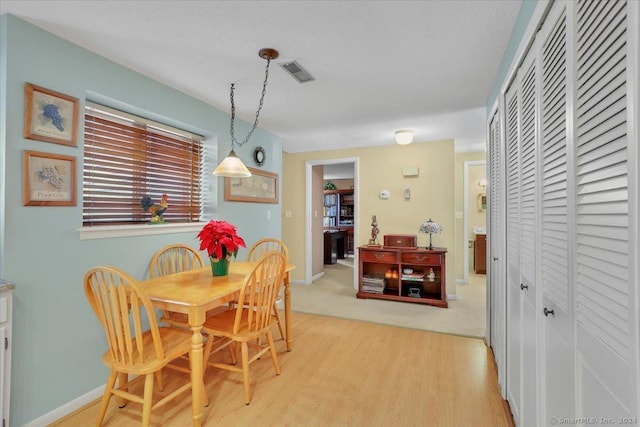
138,260 -> 295,427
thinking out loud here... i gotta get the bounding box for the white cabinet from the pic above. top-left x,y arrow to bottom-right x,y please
0,283 -> 13,427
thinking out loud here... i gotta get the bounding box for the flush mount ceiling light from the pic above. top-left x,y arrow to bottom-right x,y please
395,130 -> 413,145
213,48 -> 279,178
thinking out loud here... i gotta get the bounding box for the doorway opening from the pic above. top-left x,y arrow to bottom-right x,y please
304,158 -> 359,287
463,160 -> 487,283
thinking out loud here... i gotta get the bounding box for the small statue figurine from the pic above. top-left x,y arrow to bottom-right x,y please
427,268 -> 436,282
140,194 -> 169,224
368,214 -> 381,246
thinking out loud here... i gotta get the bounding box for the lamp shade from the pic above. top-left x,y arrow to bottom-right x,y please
395,130 -> 413,145
419,218 -> 442,250
213,149 -> 252,177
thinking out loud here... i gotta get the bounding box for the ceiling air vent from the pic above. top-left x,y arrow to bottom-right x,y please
279,60 -> 315,84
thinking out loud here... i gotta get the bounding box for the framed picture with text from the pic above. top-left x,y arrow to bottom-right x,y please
24,83 -> 79,146
22,150 -> 77,206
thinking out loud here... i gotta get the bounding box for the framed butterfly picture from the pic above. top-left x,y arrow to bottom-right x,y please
24,83 -> 79,146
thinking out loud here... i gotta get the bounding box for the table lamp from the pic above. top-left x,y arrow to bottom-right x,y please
419,218 -> 442,250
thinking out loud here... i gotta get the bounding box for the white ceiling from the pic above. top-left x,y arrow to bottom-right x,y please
0,1 -> 522,153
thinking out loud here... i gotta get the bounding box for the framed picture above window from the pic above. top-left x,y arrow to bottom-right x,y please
24,83 -> 79,146
23,150 -> 77,206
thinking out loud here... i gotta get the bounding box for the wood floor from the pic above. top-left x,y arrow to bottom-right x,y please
51,312 -> 514,426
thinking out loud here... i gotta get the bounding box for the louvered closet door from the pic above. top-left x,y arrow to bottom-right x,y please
505,82 -> 522,425
575,0 -> 638,418
505,45 -> 539,427
488,109 -> 506,394
538,1 -> 575,421
518,51 -> 539,427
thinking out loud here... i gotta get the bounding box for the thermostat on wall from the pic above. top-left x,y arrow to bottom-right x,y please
403,166 -> 419,177
379,190 -> 390,199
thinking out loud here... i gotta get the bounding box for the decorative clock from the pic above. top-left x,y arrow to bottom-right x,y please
253,146 -> 266,167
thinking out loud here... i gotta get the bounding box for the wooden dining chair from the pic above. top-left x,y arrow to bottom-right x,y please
149,244 -> 205,327
245,238 -> 288,340
202,251 -> 287,405
149,243 -> 233,368
84,266 -> 194,427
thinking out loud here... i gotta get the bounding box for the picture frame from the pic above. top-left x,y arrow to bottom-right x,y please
23,150 -> 77,206
24,83 -> 79,146
224,167 -> 278,204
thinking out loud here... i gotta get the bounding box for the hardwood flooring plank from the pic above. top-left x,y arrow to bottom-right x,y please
50,312 -> 512,427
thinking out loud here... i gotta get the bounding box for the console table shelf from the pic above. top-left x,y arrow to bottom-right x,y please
357,246 -> 447,308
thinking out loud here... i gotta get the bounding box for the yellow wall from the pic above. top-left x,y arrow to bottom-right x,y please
454,152 -> 487,279
283,140 -> 457,296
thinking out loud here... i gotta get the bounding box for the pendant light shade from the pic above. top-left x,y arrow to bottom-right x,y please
213,149 -> 251,177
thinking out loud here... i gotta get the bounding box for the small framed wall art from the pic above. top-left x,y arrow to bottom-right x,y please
224,167 -> 278,204
24,83 -> 79,146
22,150 -> 77,206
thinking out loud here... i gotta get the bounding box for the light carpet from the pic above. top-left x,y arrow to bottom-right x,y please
289,260 -> 487,338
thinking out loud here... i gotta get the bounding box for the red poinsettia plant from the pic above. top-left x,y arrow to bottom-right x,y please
197,219 -> 246,260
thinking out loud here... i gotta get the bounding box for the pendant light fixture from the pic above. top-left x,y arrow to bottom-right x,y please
213,48 -> 279,177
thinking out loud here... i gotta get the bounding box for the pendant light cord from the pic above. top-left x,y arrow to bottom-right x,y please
229,57 -> 272,149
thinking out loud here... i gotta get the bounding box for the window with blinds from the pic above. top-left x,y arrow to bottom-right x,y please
83,103 -> 203,226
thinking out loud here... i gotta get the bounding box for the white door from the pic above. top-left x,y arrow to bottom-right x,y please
0,326 -> 5,426
574,0 -> 639,419
538,1 -> 575,422
505,81 -> 522,424
517,50 -> 539,427
488,109 -> 506,395
505,42 -> 540,426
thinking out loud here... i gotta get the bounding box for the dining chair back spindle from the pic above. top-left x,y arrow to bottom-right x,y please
149,243 -> 205,278
84,266 -> 194,427
202,251 -> 287,405
245,238 -> 288,339
149,244 -> 205,327
245,238 -> 289,262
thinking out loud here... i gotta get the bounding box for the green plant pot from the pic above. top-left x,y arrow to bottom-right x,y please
210,257 -> 230,276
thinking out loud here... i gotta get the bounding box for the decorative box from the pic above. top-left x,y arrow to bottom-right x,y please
383,234 -> 417,248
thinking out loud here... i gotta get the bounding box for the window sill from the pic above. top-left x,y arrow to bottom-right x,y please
78,222 -> 205,241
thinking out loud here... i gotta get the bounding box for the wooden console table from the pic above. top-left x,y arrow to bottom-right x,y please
358,246 -> 447,308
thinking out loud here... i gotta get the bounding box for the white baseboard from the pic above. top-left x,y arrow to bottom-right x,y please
456,278 -> 469,285
311,271 -> 325,282
24,385 -> 104,427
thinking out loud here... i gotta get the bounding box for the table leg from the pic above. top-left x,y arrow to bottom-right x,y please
189,312 -> 205,426
284,271 -> 292,351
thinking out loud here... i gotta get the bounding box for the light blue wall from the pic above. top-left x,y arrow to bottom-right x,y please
0,14 -> 282,425
485,0 -> 540,111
